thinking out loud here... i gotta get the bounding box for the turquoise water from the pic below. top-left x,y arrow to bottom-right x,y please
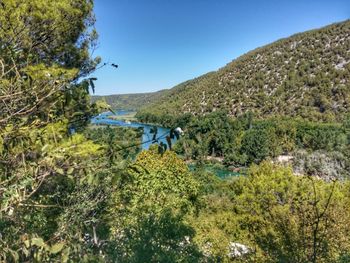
91,111 -> 176,150
188,164 -> 240,179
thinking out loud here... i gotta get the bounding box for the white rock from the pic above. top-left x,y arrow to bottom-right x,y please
228,242 -> 251,258
276,155 -> 293,163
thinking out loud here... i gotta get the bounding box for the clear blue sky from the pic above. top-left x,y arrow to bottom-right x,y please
92,0 -> 349,95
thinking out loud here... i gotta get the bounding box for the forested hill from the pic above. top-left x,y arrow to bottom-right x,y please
91,89 -> 168,110
137,20 -> 350,123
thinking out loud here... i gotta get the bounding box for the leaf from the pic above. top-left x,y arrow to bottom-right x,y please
158,145 -> 164,155
84,81 -> 90,94
67,167 -> 74,175
65,91 -> 72,105
72,111 -> 85,117
170,129 -> 175,139
41,144 -> 49,152
23,246 -> 30,257
31,237 -> 45,248
62,248 -> 70,263
24,240 -> 30,248
55,168 -> 64,175
9,249 -> 19,261
108,107 -> 116,115
50,242 -> 65,254
166,136 -> 172,150
150,126 -> 158,141
87,173 -> 95,185
89,79 -> 95,94
158,142 -> 167,154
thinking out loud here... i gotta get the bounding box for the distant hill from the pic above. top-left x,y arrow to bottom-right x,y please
91,90 -> 169,110
137,20 -> 350,123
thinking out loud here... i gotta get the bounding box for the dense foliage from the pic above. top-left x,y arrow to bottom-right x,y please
107,146 -> 201,262
0,0 -> 106,261
188,162 -> 350,262
137,20 -> 350,123
91,90 -> 168,111
171,112 -> 350,178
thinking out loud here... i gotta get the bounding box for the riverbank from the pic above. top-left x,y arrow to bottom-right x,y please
107,111 -> 137,122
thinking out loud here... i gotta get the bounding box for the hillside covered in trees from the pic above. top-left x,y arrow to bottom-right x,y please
91,89 -> 168,110
137,20 -> 350,124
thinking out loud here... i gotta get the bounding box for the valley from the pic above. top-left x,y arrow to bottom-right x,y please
1,1 -> 350,261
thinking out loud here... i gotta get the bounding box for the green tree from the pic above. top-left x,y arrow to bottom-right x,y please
0,0 -> 108,261
240,128 -> 271,163
235,162 -> 350,262
108,146 -> 202,262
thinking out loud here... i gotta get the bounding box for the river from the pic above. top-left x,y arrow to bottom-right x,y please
91,111 -> 240,179
91,111 -> 176,150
